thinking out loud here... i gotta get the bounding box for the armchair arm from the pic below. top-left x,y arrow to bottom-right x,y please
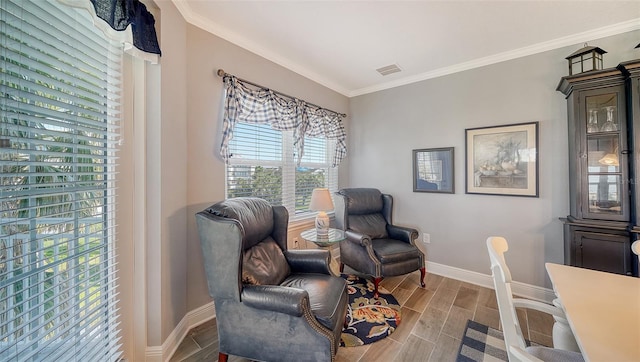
241,285 -> 308,317
513,298 -> 566,319
344,229 -> 372,247
387,224 -> 418,243
284,249 -> 332,275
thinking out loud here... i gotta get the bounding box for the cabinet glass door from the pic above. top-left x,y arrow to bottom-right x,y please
587,135 -> 622,215
582,91 -> 628,220
585,94 -> 618,133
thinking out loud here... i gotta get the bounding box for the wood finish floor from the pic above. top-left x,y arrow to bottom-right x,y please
169,268 -> 554,362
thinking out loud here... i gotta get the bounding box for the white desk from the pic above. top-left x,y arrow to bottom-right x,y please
545,263 -> 640,362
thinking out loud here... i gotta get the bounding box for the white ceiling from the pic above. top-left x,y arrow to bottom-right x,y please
172,1 -> 640,97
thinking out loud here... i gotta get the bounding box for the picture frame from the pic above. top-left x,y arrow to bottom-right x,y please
413,147 -> 455,193
465,122 -> 539,197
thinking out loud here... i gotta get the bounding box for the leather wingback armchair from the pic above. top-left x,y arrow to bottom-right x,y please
196,197 -> 348,362
335,188 -> 425,298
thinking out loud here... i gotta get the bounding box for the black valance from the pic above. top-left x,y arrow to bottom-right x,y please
90,0 -> 161,55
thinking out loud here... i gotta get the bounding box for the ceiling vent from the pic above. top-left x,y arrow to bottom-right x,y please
376,64 -> 402,76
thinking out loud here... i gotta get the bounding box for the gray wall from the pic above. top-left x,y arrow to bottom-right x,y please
348,30 -> 640,288
155,0 -> 189,346
184,24 -> 350,310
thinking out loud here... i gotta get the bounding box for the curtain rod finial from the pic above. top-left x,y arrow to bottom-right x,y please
217,69 -> 225,77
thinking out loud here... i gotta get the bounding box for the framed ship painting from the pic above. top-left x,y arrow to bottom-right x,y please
465,122 -> 538,197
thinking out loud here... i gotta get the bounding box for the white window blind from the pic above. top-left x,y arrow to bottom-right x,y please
226,122 -> 338,219
0,0 -> 122,360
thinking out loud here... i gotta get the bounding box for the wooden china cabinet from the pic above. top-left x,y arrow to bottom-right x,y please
557,59 -> 640,276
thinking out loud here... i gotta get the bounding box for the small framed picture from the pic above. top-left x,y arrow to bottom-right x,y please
413,147 -> 455,193
465,122 -> 539,197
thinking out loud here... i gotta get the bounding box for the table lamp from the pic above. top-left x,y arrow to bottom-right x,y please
310,188 -> 333,237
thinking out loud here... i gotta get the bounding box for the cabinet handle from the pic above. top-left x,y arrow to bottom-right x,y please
621,150 -> 631,155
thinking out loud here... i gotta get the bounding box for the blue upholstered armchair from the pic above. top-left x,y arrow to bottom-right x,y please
335,188 -> 426,298
195,197 -> 348,362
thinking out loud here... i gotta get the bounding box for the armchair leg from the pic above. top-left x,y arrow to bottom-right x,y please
420,267 -> 426,288
339,262 -> 345,273
373,277 -> 383,299
218,352 -> 228,362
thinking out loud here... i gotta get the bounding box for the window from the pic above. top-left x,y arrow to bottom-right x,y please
0,1 -> 122,360
226,122 -> 338,219
220,75 -> 346,217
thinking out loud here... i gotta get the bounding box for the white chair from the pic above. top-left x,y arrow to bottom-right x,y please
633,240 -> 640,277
486,236 -> 584,362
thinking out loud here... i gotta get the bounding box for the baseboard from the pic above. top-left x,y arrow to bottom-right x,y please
147,262 -> 554,361
144,346 -> 162,362
426,261 -> 556,303
145,301 -> 216,361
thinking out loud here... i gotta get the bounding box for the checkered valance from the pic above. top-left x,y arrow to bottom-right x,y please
220,75 -> 347,167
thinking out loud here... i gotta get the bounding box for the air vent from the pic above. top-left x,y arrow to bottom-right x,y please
376,64 -> 402,76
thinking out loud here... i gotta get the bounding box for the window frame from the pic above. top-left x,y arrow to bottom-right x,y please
225,123 -> 338,221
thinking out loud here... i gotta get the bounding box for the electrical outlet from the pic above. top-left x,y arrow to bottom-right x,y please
423,233 -> 431,244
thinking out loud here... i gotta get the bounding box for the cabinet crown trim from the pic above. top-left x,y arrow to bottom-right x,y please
557,68 -> 624,95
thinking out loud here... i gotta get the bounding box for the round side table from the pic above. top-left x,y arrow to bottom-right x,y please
300,228 -> 345,248
300,228 -> 345,273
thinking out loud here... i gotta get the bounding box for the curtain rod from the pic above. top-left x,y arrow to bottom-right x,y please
216,69 -> 347,118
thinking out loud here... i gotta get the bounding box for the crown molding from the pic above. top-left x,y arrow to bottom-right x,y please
349,18 -> 640,97
172,1 -> 640,98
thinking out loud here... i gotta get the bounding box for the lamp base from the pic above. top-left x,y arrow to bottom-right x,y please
315,211 -> 330,237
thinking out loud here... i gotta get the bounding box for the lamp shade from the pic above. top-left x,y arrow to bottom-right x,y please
599,153 -> 619,166
310,188 -> 334,211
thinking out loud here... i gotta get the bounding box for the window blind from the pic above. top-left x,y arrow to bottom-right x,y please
227,122 -> 338,219
0,0 -> 122,360
294,136 -> 337,214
